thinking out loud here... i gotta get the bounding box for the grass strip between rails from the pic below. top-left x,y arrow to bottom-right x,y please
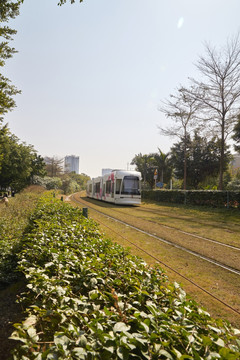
8,195 -> 240,359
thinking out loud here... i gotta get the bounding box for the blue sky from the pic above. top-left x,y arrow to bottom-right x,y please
4,0 -> 240,178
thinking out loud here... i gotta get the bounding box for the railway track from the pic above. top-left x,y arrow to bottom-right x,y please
70,193 -> 240,320
101,203 -> 240,252
71,193 -> 240,272
127,206 -> 240,249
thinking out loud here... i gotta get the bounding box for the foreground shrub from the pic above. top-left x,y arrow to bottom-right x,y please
10,197 -> 240,359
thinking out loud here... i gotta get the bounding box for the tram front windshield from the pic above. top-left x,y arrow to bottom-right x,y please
121,176 -> 140,195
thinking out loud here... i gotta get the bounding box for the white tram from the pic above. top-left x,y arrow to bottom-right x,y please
86,170 -> 141,205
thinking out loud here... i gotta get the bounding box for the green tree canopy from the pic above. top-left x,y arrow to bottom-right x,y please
60,172 -> 90,194
170,133 -> 232,189
131,153 -> 155,188
232,114 -> 240,153
67,171 -> 90,188
131,151 -> 172,188
0,125 -> 46,191
0,0 -> 22,122
0,123 -> 8,171
154,148 -> 172,184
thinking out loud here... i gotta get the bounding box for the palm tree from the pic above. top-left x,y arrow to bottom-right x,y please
155,149 -> 172,184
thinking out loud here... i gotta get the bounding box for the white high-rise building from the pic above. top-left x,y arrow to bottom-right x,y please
65,155 -> 80,174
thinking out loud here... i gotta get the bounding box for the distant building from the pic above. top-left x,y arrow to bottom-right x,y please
65,155 -> 80,174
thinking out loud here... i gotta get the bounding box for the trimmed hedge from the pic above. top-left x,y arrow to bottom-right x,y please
9,196 -> 240,359
142,190 -> 240,208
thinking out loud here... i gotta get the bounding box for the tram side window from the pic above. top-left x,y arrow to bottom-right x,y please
95,182 -> 100,194
122,176 -> 140,195
89,184 -> 92,193
106,180 -> 111,194
116,179 -> 122,194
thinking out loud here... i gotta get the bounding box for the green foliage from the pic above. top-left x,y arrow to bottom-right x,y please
0,73 -> 20,121
0,122 -> 8,171
32,172 -> 90,193
170,134 -> 232,189
67,172 -> 90,190
0,125 -> 46,191
60,172 -> 90,194
198,175 -> 218,190
226,179 -> 240,191
0,0 -> 22,122
171,178 -> 184,190
8,196 -> 240,359
61,177 -> 79,194
154,148 -> 172,184
131,153 -> 155,188
30,155 -> 46,179
232,115 -> 240,153
0,1 -> 22,23
131,150 -> 172,189
32,176 -> 63,190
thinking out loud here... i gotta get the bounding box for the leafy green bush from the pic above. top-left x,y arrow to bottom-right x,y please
10,196 -> 240,359
226,179 -> 240,191
61,178 -> 80,194
32,175 -> 63,190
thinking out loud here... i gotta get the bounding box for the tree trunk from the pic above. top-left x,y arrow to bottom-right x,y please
218,122 -> 225,190
183,133 -> 187,190
184,145 -> 187,190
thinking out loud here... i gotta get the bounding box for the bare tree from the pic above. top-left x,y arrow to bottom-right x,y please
44,156 -> 64,177
186,34 -> 240,189
159,86 -> 200,190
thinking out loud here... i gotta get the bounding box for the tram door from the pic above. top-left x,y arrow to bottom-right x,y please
115,179 -> 122,196
102,183 -> 106,197
111,180 -> 114,198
